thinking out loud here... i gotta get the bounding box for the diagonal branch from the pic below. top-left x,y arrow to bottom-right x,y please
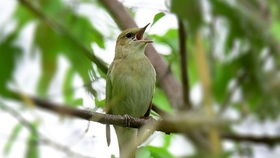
178,18 -> 192,109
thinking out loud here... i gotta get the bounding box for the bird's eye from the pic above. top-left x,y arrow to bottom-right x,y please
125,33 -> 133,38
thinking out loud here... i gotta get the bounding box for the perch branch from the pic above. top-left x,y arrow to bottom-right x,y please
4,92 -> 280,146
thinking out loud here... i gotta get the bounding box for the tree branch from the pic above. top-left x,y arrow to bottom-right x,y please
9,91 -> 221,134
223,133 -> 280,146
4,91 -> 280,146
99,0 -> 185,110
178,18 -> 191,109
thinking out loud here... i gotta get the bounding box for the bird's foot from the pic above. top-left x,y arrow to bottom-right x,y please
123,114 -> 134,127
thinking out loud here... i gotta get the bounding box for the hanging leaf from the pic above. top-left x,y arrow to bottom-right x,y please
35,23 -> 59,97
0,33 -> 22,97
147,146 -> 174,158
62,68 -> 83,106
152,88 -> 172,113
171,0 -> 203,33
38,0 -> 64,16
13,5 -> 35,28
136,147 -> 151,158
152,12 -> 165,26
3,124 -> 23,155
63,13 -> 105,48
25,122 -> 39,158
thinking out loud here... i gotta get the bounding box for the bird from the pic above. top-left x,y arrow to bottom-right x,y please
105,24 -> 156,158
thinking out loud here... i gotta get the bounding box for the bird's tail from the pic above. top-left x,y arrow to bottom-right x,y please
106,124 -> 111,146
114,126 -> 137,158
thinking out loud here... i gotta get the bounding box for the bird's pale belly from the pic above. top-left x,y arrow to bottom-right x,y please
111,58 -> 156,117
111,74 -> 154,117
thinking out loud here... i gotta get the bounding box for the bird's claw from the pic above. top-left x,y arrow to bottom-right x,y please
123,114 -> 133,127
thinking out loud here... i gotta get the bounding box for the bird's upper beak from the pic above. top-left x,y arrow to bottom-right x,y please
135,23 -> 153,44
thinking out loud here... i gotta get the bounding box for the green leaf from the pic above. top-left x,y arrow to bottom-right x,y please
59,14 -> 104,97
163,134 -> 172,148
38,0 -> 63,16
72,98 -> 83,106
62,68 -> 76,104
171,0 -> 203,33
13,5 -> 35,28
63,14 -> 105,48
3,124 -> 23,155
210,0 -> 265,52
136,147 -> 151,158
152,88 -> 172,113
25,123 -> 39,158
212,60 -> 239,103
95,98 -> 105,108
147,146 -> 175,158
35,23 -> 59,97
152,12 -> 165,26
271,21 -> 280,41
150,29 -> 178,51
0,33 -> 22,97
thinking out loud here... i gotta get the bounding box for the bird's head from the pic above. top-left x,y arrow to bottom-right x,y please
115,24 -> 152,58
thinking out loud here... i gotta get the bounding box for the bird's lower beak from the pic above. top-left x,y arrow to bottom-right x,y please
136,23 -> 153,44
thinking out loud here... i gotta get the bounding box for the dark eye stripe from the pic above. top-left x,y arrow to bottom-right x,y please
125,32 -> 133,38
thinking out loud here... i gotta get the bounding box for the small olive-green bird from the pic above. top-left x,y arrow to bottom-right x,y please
105,24 -> 156,158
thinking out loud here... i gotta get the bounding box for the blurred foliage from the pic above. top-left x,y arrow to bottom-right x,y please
0,0 -> 280,157
3,124 -> 23,155
136,135 -> 174,158
24,122 -> 39,158
170,0 -> 280,119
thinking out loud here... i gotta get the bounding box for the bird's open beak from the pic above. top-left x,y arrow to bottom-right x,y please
135,23 -> 153,44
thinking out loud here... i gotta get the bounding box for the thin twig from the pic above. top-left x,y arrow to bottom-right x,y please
178,18 -> 192,110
